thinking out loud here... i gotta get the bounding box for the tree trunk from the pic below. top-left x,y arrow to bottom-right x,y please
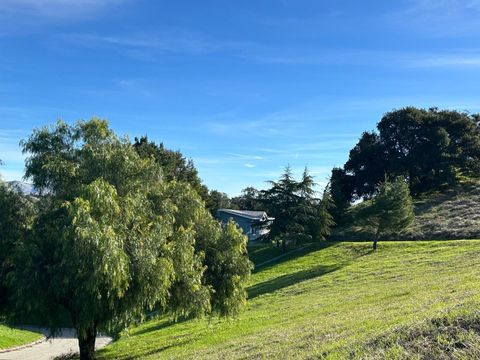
78,326 -> 97,360
373,229 -> 380,251
282,238 -> 286,253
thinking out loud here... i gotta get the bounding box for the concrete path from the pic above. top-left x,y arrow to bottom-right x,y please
0,328 -> 112,360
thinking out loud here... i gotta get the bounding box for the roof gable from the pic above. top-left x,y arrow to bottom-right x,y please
217,209 -> 269,221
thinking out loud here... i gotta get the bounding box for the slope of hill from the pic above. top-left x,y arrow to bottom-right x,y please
0,324 -> 43,350
96,241 -> 480,359
332,180 -> 480,241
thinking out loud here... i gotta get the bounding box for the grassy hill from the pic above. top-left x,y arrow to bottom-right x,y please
96,240 -> 480,359
0,324 -> 43,350
332,180 -> 480,241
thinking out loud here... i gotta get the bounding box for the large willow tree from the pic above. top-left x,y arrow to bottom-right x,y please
11,119 -> 251,360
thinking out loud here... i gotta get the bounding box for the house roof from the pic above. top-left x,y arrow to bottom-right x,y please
217,209 -> 273,221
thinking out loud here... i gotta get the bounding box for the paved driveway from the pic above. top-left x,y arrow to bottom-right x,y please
0,328 -> 112,360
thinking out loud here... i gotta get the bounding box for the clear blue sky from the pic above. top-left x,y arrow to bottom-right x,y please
1,0 -> 480,195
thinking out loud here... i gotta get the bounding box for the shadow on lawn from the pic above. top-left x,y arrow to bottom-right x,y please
130,318 -> 181,337
253,242 -> 336,273
248,242 -> 372,299
98,339 -> 191,360
248,263 -> 342,299
95,243 -> 374,359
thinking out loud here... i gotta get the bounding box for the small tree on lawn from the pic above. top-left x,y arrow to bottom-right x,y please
357,177 -> 414,251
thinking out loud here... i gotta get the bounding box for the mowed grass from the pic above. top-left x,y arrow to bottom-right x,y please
98,240 -> 480,359
0,324 -> 43,350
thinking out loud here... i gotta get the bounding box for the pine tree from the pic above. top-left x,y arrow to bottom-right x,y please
262,166 -> 334,251
313,183 -> 336,241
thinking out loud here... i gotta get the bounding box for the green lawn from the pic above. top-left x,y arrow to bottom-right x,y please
247,242 -> 313,267
98,240 -> 480,359
0,324 -> 43,350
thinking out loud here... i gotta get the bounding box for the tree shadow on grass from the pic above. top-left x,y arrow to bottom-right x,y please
249,243 -> 372,299
127,317 -> 189,337
97,339 -> 191,360
248,263 -> 342,299
128,320 -> 174,337
253,242 -> 337,273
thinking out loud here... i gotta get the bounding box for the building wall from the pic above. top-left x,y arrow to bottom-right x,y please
216,211 -> 257,242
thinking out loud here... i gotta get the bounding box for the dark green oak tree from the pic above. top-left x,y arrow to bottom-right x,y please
334,107 -> 480,202
133,136 -> 236,215
133,135 -> 209,200
231,187 -> 263,211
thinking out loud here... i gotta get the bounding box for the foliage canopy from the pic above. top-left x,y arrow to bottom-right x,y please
356,177 -> 414,250
9,119 -> 251,360
332,107 -> 480,205
260,167 -> 334,249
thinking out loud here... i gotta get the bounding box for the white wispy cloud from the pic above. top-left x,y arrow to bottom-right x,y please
386,0 -> 480,36
253,140 -> 357,166
242,48 -> 480,69
404,0 -> 480,14
194,152 -> 264,166
206,98 -> 368,141
60,30 -> 258,58
0,0 -> 127,19
244,163 -> 255,168
60,30 -> 398,66
56,24 -> 480,70
226,153 -> 263,160
410,54 -> 480,68
207,119 -> 282,137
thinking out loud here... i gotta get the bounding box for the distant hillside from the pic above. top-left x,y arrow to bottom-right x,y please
5,181 -> 38,196
331,180 -> 480,241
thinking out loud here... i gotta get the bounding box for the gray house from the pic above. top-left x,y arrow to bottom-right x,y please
216,209 -> 274,242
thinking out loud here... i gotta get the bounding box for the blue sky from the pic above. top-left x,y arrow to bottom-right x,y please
1,0 -> 480,195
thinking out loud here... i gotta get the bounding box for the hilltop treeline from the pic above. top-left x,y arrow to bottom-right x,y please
228,107 -> 480,242
329,107 -> 480,223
